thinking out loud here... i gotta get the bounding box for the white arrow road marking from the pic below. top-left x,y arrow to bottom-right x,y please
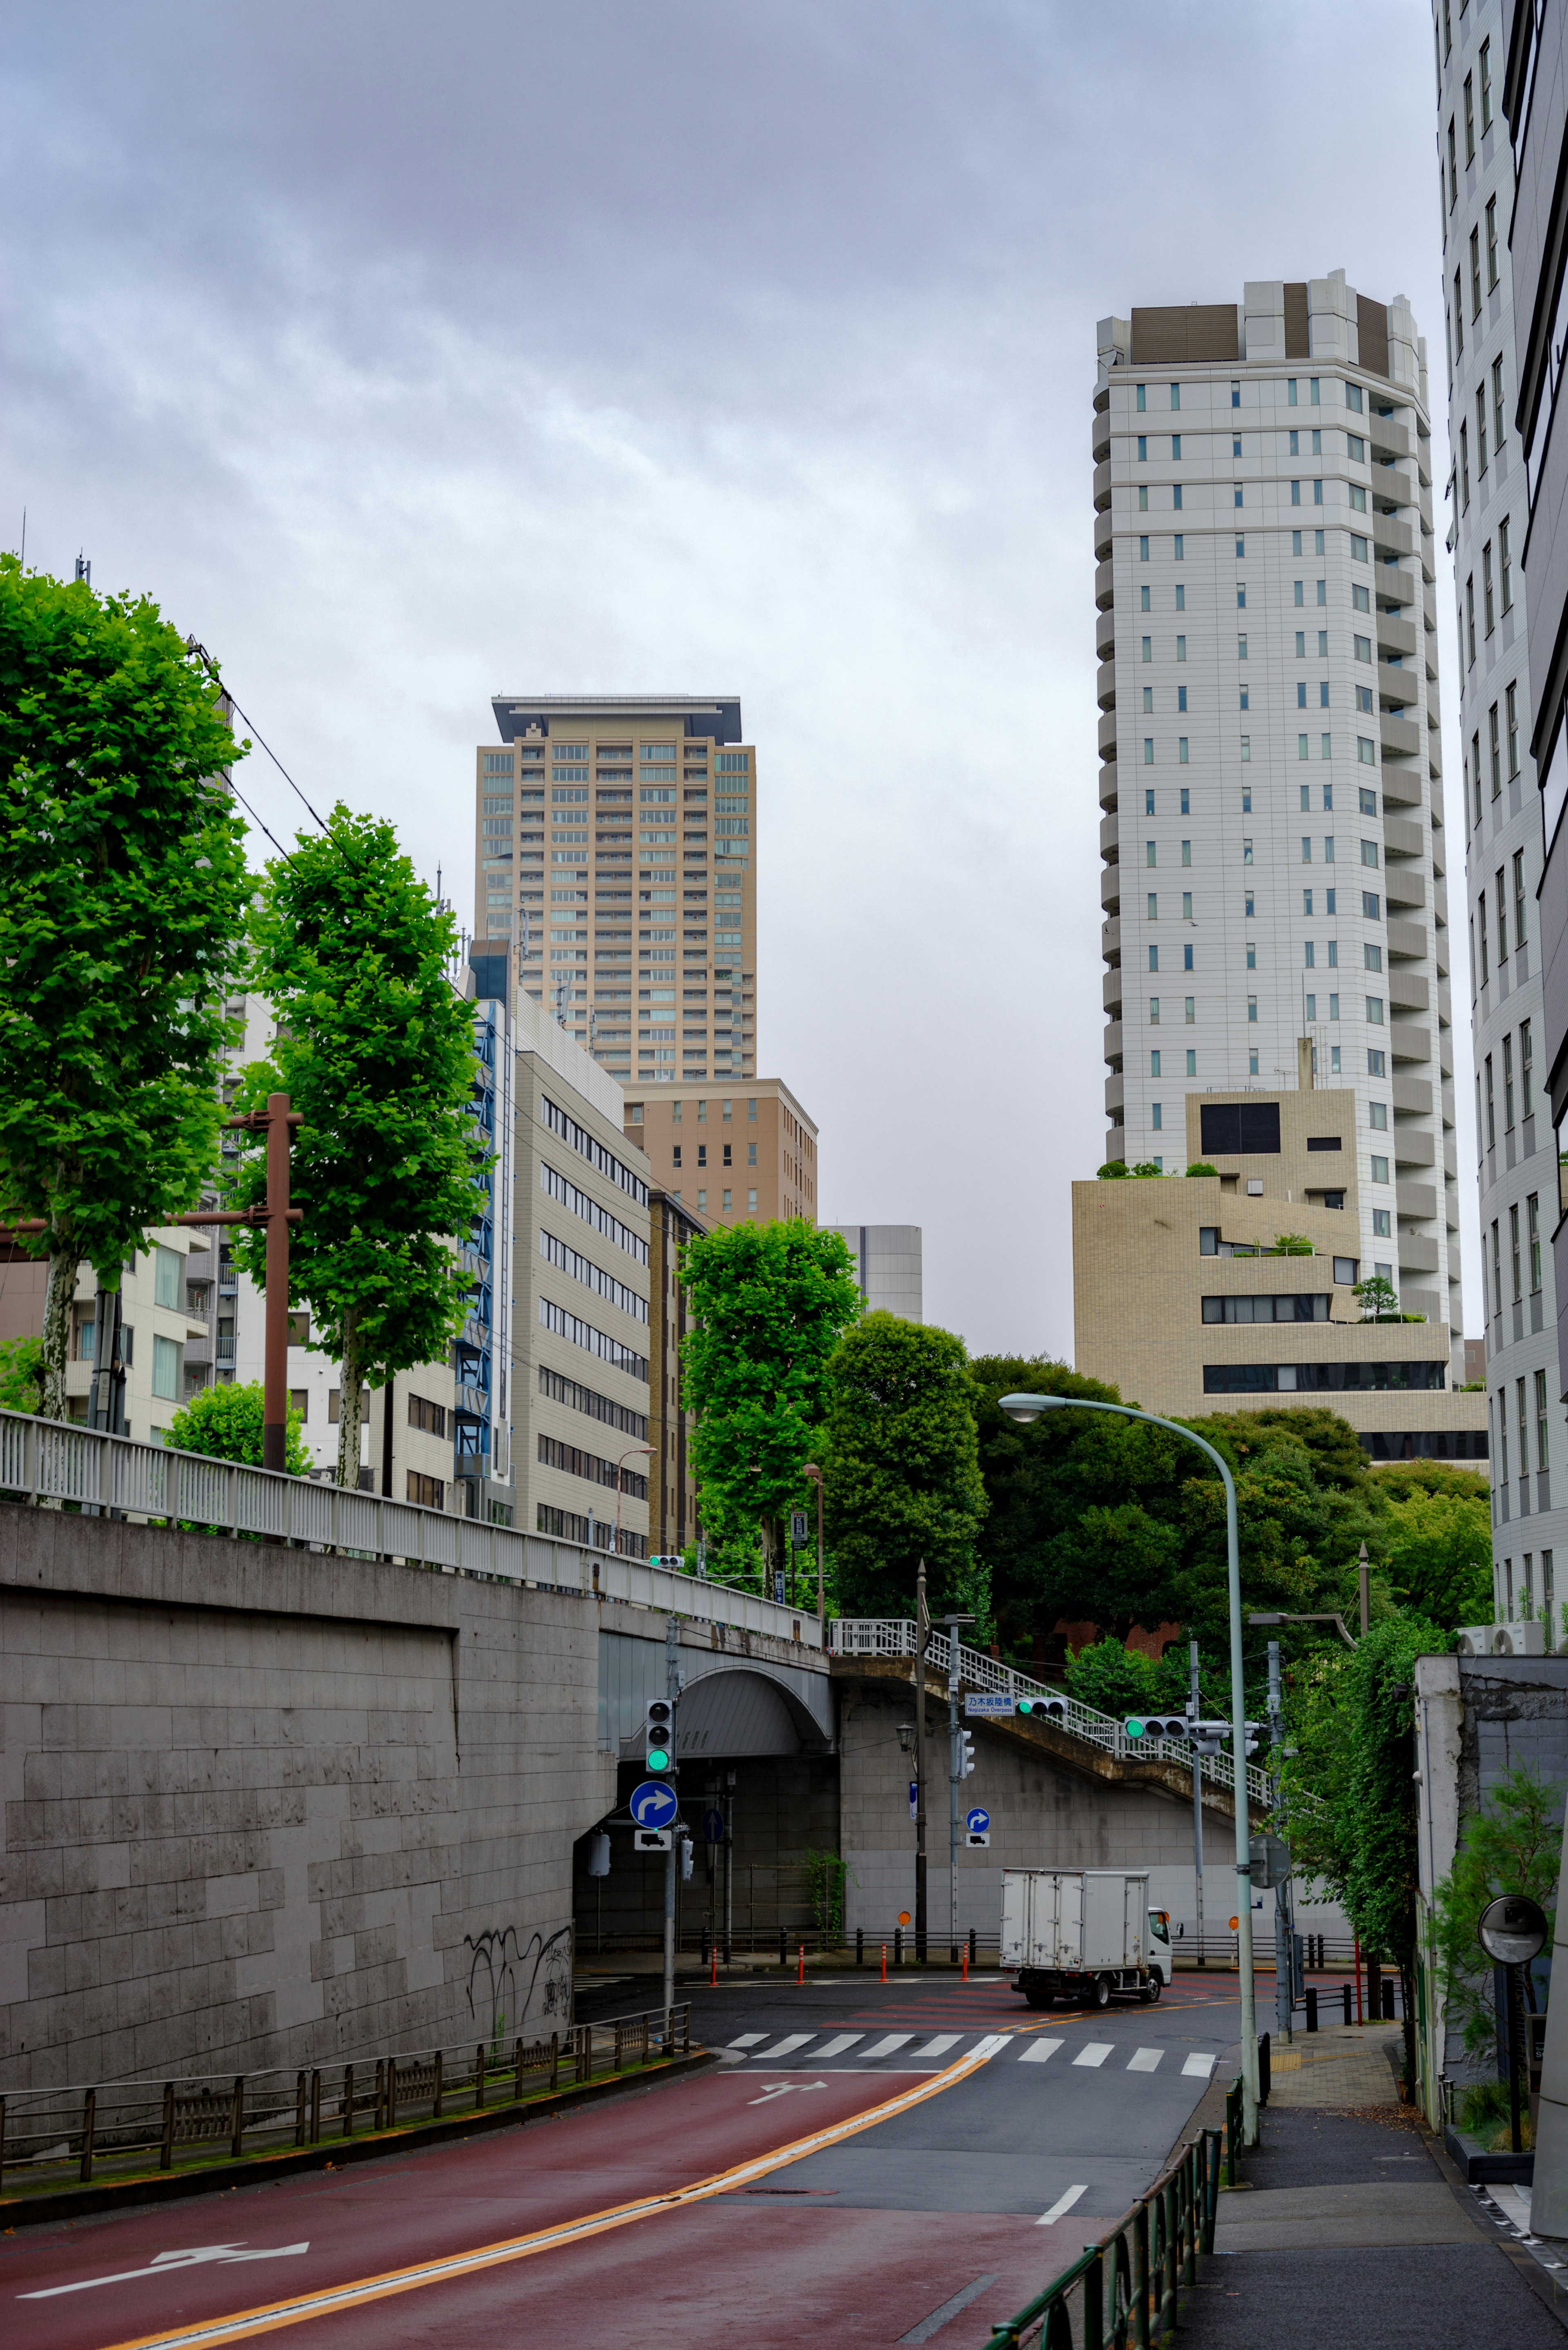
1127,2047 -> 1164,2072
1019,2038 -> 1065,2065
1182,2052 -> 1218,2078
1073,2043 -> 1114,2068
907,2035 -> 962,2062
746,2080 -> 829,2106
20,2245 -> 311,2300
749,2033 -> 814,2061
811,2035 -> 865,2061
858,2033 -> 915,2061
1036,2185 -> 1089,2227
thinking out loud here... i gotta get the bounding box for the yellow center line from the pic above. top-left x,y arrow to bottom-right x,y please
96,2044 -> 1005,2350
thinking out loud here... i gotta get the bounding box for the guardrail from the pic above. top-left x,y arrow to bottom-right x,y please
831,1620 -> 1274,1810
0,1408 -> 819,1648
0,2005 -> 693,2193
986,2109 -> 1226,2348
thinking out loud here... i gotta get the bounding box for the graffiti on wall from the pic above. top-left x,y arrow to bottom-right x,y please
464,1923 -> 573,2051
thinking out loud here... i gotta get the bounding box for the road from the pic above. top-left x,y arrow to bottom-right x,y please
5,1967 -> 1262,2350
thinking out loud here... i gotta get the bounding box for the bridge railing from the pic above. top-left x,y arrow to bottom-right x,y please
0,1408 -> 819,1648
830,1618 -> 1275,1810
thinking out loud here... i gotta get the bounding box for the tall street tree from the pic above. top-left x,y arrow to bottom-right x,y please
680,1218 -> 860,1584
231,807 -> 484,1487
823,1313 -> 989,1623
0,556 -> 250,1415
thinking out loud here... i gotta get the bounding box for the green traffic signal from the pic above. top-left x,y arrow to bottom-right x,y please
1017,1697 -> 1036,1716
1125,1716 -> 1147,1739
647,1745 -> 672,1773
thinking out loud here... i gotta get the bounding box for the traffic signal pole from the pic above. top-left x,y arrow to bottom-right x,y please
915,1563 -> 928,1965
664,1616 -> 680,2027
942,1611 -> 976,1964
1189,1641 -> 1205,1970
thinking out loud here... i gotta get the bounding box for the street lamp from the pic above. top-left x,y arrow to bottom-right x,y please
1000,1389 -> 1260,2145
614,1444 -> 655,1561
1249,1609 -> 1358,1651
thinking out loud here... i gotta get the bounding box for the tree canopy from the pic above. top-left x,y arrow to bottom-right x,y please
680,1217 -> 860,1582
0,557 -> 250,1415
821,1313 -> 989,1623
165,1380 -> 311,1475
230,808 -> 483,1486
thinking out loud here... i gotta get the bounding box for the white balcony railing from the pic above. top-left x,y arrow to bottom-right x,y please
829,1618 -> 1275,1810
0,1408 -> 820,1650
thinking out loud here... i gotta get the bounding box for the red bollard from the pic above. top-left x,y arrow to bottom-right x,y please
797,1943 -> 805,1985
881,1942 -> 888,1983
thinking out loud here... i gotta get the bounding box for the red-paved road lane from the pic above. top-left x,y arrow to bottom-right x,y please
5,2067 -> 951,2350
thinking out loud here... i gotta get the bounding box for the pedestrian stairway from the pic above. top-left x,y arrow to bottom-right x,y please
724,2029 -> 1220,2076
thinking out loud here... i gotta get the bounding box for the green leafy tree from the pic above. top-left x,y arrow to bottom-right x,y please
0,1335 -> 42,1413
1270,1233 -> 1315,1256
1431,1763 -> 1560,2061
680,1219 -> 860,1585
820,1313 -> 989,1623
1378,1486 -> 1493,1631
1065,1635 -> 1187,1718
1355,1273 -> 1401,1321
165,1380 -> 311,1474
0,556 -> 250,1417
231,808 -> 483,1487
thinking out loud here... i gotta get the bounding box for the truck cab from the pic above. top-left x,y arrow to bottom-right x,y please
1147,1907 -> 1173,1987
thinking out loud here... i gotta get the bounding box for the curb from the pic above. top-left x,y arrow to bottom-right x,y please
0,2048 -> 716,2230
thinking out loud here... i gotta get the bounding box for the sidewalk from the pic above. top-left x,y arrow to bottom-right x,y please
1179,2029 -> 1568,2346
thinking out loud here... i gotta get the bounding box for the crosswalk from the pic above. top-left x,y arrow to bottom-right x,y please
723,2029 -> 1220,2078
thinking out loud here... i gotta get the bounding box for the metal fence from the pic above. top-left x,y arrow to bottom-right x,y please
831,1619 -> 1276,1810
987,2104 -> 1228,2348
0,2004 -> 692,2194
0,1407 -> 818,1647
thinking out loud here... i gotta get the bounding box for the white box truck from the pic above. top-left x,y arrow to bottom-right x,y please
999,1868 -> 1172,2009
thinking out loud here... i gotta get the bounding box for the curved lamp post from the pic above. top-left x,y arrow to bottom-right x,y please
1000,1391 -> 1259,2145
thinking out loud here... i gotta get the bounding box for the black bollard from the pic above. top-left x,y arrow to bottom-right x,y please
856,1929 -> 864,1967
1305,1987 -> 1318,2033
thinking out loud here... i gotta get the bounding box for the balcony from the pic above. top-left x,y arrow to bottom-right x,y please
1385,866 -> 1426,910
1377,569 -> 1418,609
1392,1075 -> 1433,1115
1393,1127 -> 1436,1166
1380,715 -> 1422,760
1102,916 -> 1121,961
1100,812 -> 1121,859
1093,417 -> 1111,464
1381,766 -> 1422,807
1094,512 -> 1114,561
1105,1070 -> 1125,1116
1389,1020 -> 1431,1061
1432,878 -> 1448,924
1097,660 -> 1116,711
1098,711 -> 1118,759
1096,608 -> 1116,660
1376,613 -> 1417,660
1100,867 -> 1122,915
1096,559 -> 1115,611
1372,515 -> 1414,560
1370,419 -> 1412,464
1396,1184 -> 1438,1223
1094,459 -> 1112,512
1383,814 -> 1424,859
1398,1234 -> 1441,1275
1386,917 -> 1428,960
1103,1021 -> 1125,1069
1103,968 -> 1124,1016
1390,971 -> 1430,1014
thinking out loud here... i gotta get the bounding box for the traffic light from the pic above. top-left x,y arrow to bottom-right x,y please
1237,1720 -> 1262,1757
678,1834 -> 695,1882
644,1699 -> 676,1773
955,1729 -> 976,1779
1016,1694 -> 1067,1721
1123,1713 -> 1189,1742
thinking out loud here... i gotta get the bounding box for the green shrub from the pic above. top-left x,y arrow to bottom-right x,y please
1097,1160 -> 1129,1179
1185,1162 -> 1219,1178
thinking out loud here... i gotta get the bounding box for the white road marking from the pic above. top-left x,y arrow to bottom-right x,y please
907,2034 -> 962,2062
810,2034 -> 865,2061
966,2035 -> 1014,2062
858,2033 -> 915,2061
1127,2047 -> 1164,2072
20,2245 -> 311,2300
1036,2185 -> 1089,2227
728,2032 -> 769,2048
749,2033 -> 815,2061
1018,2038 -> 1065,2064
746,2080 -> 829,2106
1073,2043 -> 1114,2068
1182,2051 -> 1218,2078
898,2272 -> 1001,2342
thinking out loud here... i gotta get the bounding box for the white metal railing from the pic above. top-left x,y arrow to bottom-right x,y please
0,1409 -> 821,1650
829,1618 -> 1274,1809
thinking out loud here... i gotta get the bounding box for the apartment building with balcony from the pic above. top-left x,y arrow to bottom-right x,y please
1439,0 -> 1566,1611
624,1079 -> 817,1227
475,696 -> 756,1094
1094,276 -> 1460,1340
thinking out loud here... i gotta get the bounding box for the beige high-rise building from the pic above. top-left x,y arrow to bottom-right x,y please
1094,278 -> 1459,1333
474,695 -> 756,1093
624,1080 -> 817,1228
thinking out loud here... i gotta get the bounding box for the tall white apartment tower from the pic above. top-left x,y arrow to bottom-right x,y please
1436,0 -> 1565,1617
1095,280 -> 1461,1332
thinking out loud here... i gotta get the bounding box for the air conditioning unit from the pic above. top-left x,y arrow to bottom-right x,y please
1456,1621 -> 1547,1657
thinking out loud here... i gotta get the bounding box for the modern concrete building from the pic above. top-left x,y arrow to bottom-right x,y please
825,1224 -> 923,1320
512,992 -> 652,1559
646,1188 -> 706,1561
1094,279 -> 1458,1334
624,1079 -> 817,1226
1438,0 -> 1567,1616
474,695 -> 755,1093
1074,1091 -> 1488,1460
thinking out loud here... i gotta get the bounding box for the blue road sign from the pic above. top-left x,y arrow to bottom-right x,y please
909,1779 -> 918,1821
703,1807 -> 725,1845
966,1807 -> 991,1835
630,1781 -> 680,1830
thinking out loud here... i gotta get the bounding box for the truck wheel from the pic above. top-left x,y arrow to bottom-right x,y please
1024,1983 -> 1055,2010
1143,1973 -> 1163,2005
1092,1974 -> 1112,2010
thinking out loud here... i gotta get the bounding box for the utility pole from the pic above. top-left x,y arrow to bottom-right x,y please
1189,1639 -> 1205,1970
664,1614 -> 682,2024
1268,1639 -> 1293,2042
915,1561 -> 928,1964
943,1611 -> 976,1964
804,1462 -> 825,1641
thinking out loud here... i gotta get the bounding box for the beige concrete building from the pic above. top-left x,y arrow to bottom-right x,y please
646,1188 -> 705,1560
1074,1088 -> 1486,1460
623,1079 -> 817,1227
474,694 -> 755,1093
1094,277 -> 1457,1333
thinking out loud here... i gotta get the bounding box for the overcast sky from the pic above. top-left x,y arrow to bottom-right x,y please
4,0 -> 1469,1357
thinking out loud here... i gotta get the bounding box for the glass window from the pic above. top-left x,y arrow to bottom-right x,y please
154,1246 -> 182,1310
152,1334 -> 182,1401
